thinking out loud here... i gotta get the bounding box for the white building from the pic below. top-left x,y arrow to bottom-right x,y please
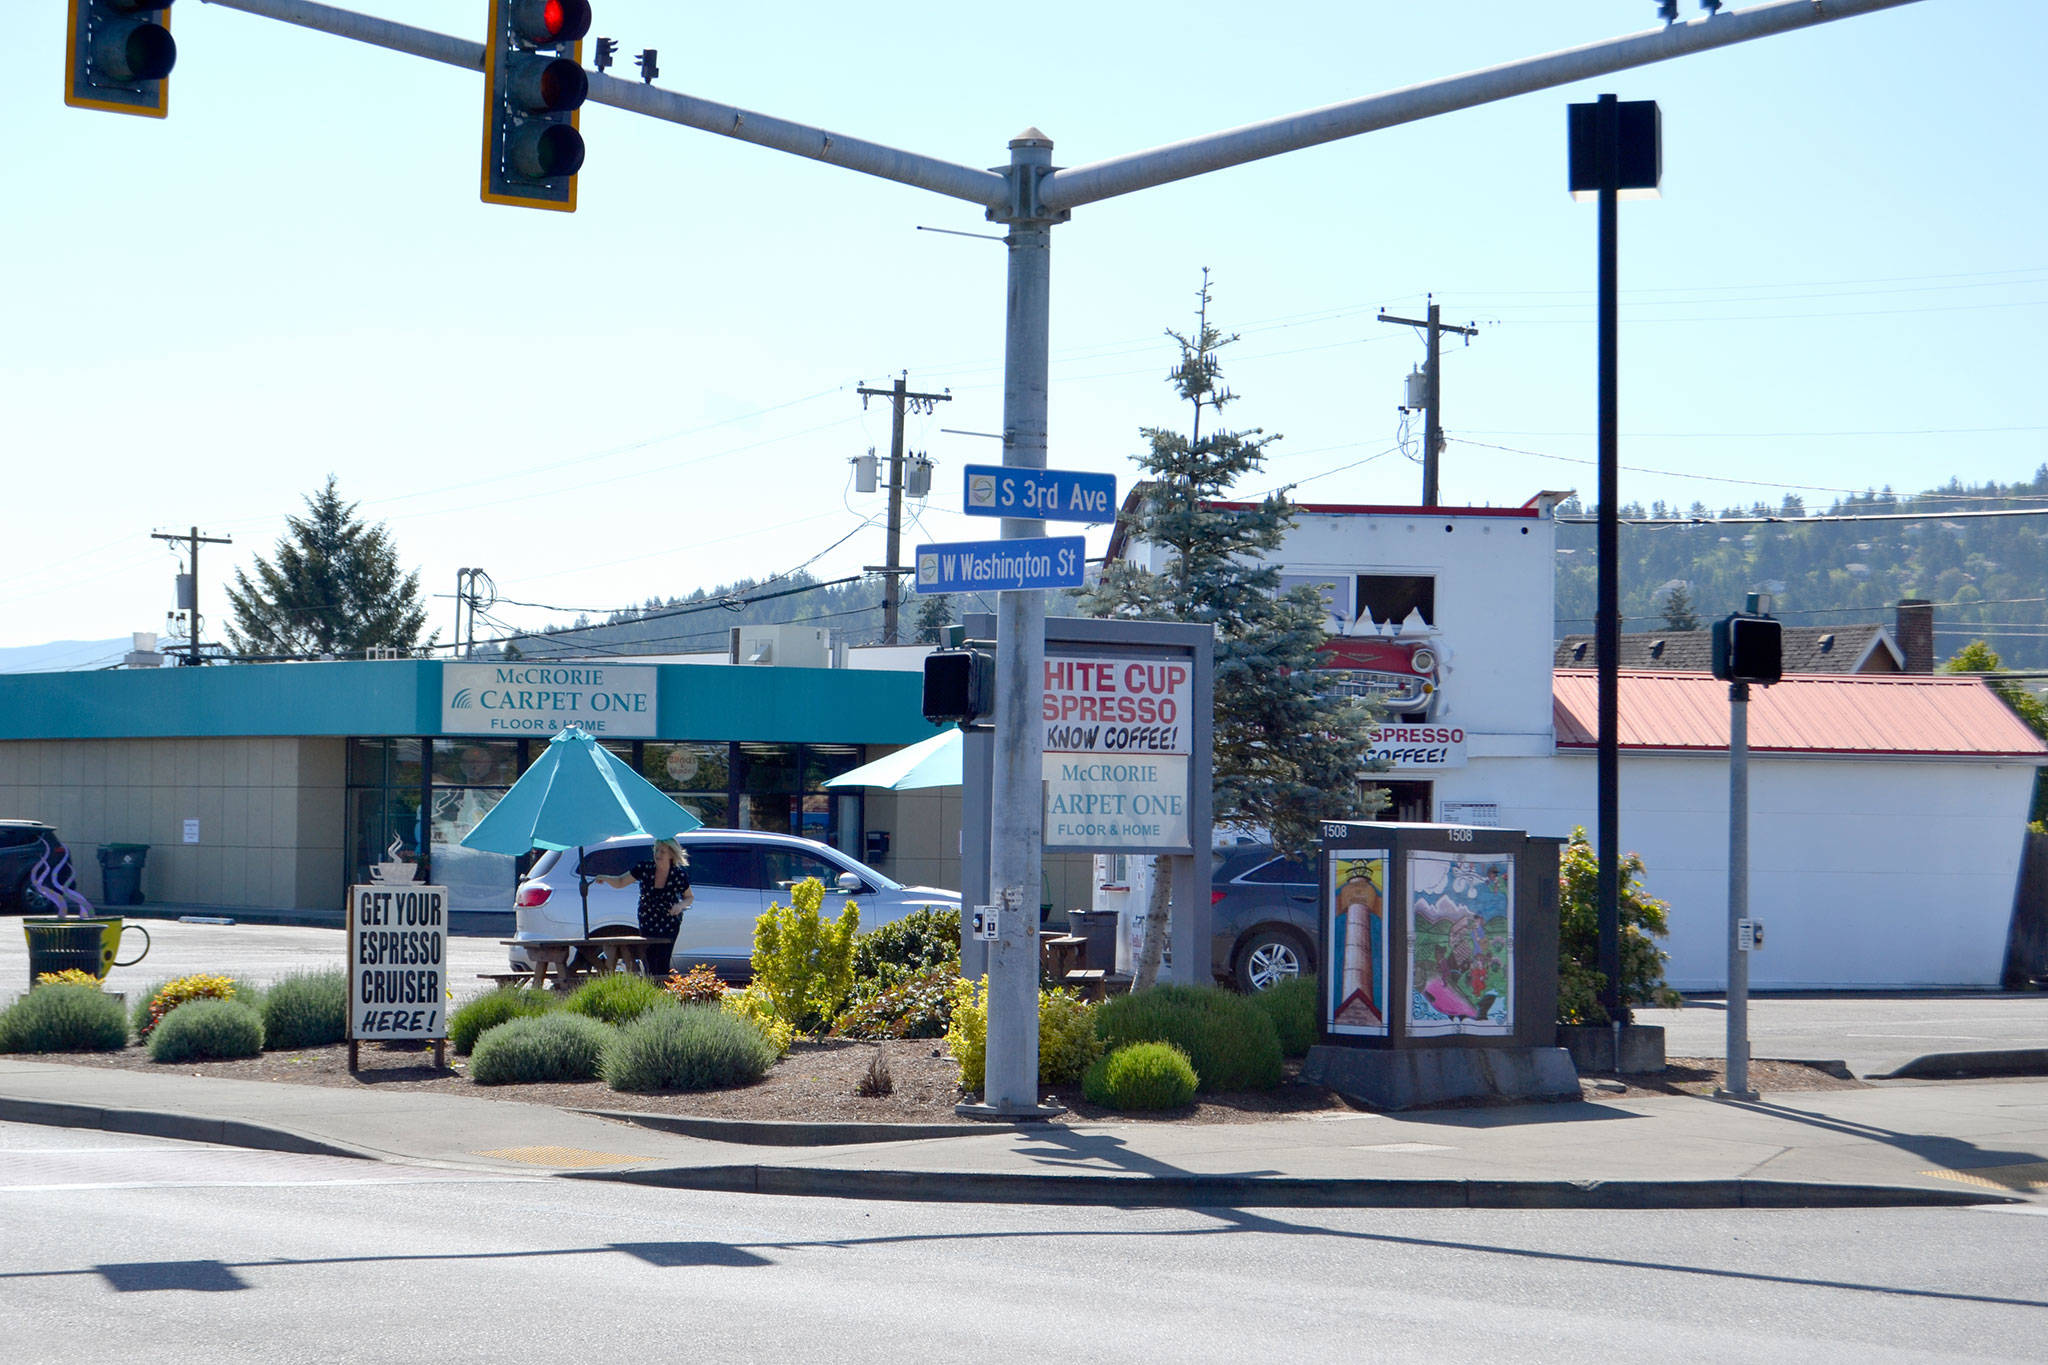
1110,493 -> 2047,990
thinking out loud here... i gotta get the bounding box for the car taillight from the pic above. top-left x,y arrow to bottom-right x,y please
515,885 -> 552,908
1211,891 -> 1226,905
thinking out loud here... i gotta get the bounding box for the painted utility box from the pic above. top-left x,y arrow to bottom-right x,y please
1318,820 -> 1562,1049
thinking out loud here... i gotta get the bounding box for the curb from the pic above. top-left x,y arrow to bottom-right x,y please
568,1163 -> 2016,1210
0,1095 -> 375,1162
1875,1049 -> 2048,1081
578,1109 -> 1036,1147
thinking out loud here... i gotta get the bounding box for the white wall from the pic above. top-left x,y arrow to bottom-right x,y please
1437,751 -> 2034,990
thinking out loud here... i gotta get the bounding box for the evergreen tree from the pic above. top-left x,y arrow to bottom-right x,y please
1078,274 -> 1381,983
225,476 -> 433,658
913,593 -> 956,644
1659,582 -> 1701,632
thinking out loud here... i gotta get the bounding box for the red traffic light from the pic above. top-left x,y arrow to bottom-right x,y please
511,0 -> 590,45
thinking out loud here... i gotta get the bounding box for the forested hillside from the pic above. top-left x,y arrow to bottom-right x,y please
1554,466 -> 2048,668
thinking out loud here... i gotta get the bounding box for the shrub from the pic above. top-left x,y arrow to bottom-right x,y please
563,972 -> 667,1026
148,999 -> 265,1063
1039,988 -> 1103,1084
1083,1042 -> 1198,1111
469,1012 -> 611,1085
852,906 -> 961,993
33,969 -> 104,990
1251,975 -> 1320,1058
1094,984 -> 1282,1093
0,983 -> 128,1054
261,970 -> 349,1050
661,963 -> 727,1006
830,966 -> 960,1040
135,974 -> 240,1042
602,1004 -> 778,1092
448,987 -> 557,1056
945,977 -> 1103,1093
752,877 -> 859,1032
721,983 -> 795,1059
1557,827 -> 1683,1024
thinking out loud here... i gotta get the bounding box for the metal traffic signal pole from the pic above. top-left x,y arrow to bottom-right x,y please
170,0 -> 1926,1107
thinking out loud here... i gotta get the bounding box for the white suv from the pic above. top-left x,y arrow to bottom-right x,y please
508,829 -> 959,980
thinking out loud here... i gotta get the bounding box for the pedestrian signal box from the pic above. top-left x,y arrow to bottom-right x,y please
923,648 -> 994,726
1712,613 -> 1782,686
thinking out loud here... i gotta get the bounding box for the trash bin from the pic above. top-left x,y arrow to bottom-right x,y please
97,844 -> 149,906
22,919 -> 108,985
1066,908 -> 1120,972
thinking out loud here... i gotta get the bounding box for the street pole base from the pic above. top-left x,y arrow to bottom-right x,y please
955,1098 -> 1067,1122
1712,1086 -> 1760,1102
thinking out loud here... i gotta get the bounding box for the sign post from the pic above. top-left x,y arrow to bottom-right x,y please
346,852 -> 450,1072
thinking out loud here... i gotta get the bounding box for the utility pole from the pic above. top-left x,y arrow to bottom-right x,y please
454,568 -> 494,659
1378,297 -> 1477,506
857,374 -> 950,644
151,526 -> 232,665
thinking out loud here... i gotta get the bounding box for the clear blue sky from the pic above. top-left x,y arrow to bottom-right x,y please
9,0 -> 2043,661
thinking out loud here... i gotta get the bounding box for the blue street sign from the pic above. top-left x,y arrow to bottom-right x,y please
914,535 -> 1085,594
962,465 -> 1117,522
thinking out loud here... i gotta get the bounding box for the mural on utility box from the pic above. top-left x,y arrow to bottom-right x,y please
1326,852 -> 1389,1036
1406,849 -> 1514,1036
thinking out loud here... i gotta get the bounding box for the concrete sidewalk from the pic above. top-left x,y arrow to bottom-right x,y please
3,1055 -> 2043,1210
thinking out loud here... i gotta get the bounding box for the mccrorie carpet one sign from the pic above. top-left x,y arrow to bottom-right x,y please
441,662 -> 657,738
1042,655 -> 1193,851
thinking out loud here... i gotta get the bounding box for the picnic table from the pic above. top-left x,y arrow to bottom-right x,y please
494,936 -> 664,990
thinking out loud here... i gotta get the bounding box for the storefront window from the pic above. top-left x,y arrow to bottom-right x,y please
642,742 -> 729,794
345,739 -> 424,886
430,738 -> 520,913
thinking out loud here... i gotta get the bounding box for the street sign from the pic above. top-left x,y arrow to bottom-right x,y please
914,536 -> 1084,593
962,465 -> 1116,522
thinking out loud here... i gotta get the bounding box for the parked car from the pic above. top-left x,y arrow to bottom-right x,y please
508,829 -> 960,980
1211,842 -> 1320,993
0,821 -> 64,915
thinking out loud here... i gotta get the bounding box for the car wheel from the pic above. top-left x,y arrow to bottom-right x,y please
1234,928 -> 1312,994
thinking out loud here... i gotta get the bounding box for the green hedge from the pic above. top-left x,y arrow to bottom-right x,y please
261,970 -> 349,1050
0,983 -> 128,1054
449,988 -> 557,1055
1094,984 -> 1282,1092
1250,976 -> 1320,1058
1082,1041 -> 1198,1111
603,1004 -> 779,1092
562,973 -> 668,1027
469,1012 -> 612,1085
148,999 -> 265,1063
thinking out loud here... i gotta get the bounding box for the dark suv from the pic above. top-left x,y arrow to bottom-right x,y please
0,821 -> 64,915
1211,843 -> 1319,993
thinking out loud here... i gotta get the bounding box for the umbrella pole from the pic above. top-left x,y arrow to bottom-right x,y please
578,845 -> 591,941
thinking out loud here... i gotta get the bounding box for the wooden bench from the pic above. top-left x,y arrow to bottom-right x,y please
1061,968 -> 1134,1002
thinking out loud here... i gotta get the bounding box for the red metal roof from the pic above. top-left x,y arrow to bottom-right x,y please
1551,670 -> 2048,759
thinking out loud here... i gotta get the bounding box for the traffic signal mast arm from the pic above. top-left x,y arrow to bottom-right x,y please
198,0 -> 1920,215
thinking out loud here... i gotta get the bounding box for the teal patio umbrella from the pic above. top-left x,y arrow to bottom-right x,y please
462,726 -> 702,937
820,728 -> 962,791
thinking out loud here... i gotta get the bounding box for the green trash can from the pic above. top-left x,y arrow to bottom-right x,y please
97,844 -> 149,906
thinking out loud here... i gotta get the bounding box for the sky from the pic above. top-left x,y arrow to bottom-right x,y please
8,0 -> 2045,666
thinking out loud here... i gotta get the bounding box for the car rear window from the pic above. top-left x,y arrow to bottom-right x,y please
0,827 -> 50,849
1238,856 -> 1317,886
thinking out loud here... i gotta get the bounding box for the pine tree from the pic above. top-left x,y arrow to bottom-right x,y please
1659,582 -> 1702,632
914,593 -> 955,644
1078,273 -> 1382,985
225,476 -> 434,658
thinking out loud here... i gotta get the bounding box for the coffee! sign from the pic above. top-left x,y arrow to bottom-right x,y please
1042,654 -> 1194,851
441,662 -> 657,738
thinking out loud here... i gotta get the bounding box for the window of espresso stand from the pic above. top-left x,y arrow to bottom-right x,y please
346,738 -> 866,910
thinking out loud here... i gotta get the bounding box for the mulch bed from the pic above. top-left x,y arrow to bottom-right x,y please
36,1040 -> 1861,1126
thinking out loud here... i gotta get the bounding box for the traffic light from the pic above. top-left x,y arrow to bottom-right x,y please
66,0 -> 176,118
482,0 -> 591,212
923,648 -> 994,726
1712,613 -> 1783,686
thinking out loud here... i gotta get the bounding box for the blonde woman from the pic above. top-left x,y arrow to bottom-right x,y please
597,837 -> 692,975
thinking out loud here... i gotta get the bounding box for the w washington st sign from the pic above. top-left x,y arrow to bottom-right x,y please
441,663 -> 658,738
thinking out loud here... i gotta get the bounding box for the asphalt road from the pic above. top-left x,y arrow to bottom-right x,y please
4,1121 -> 2045,1363
1643,995 -> 2048,1076
0,920 -> 510,1006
